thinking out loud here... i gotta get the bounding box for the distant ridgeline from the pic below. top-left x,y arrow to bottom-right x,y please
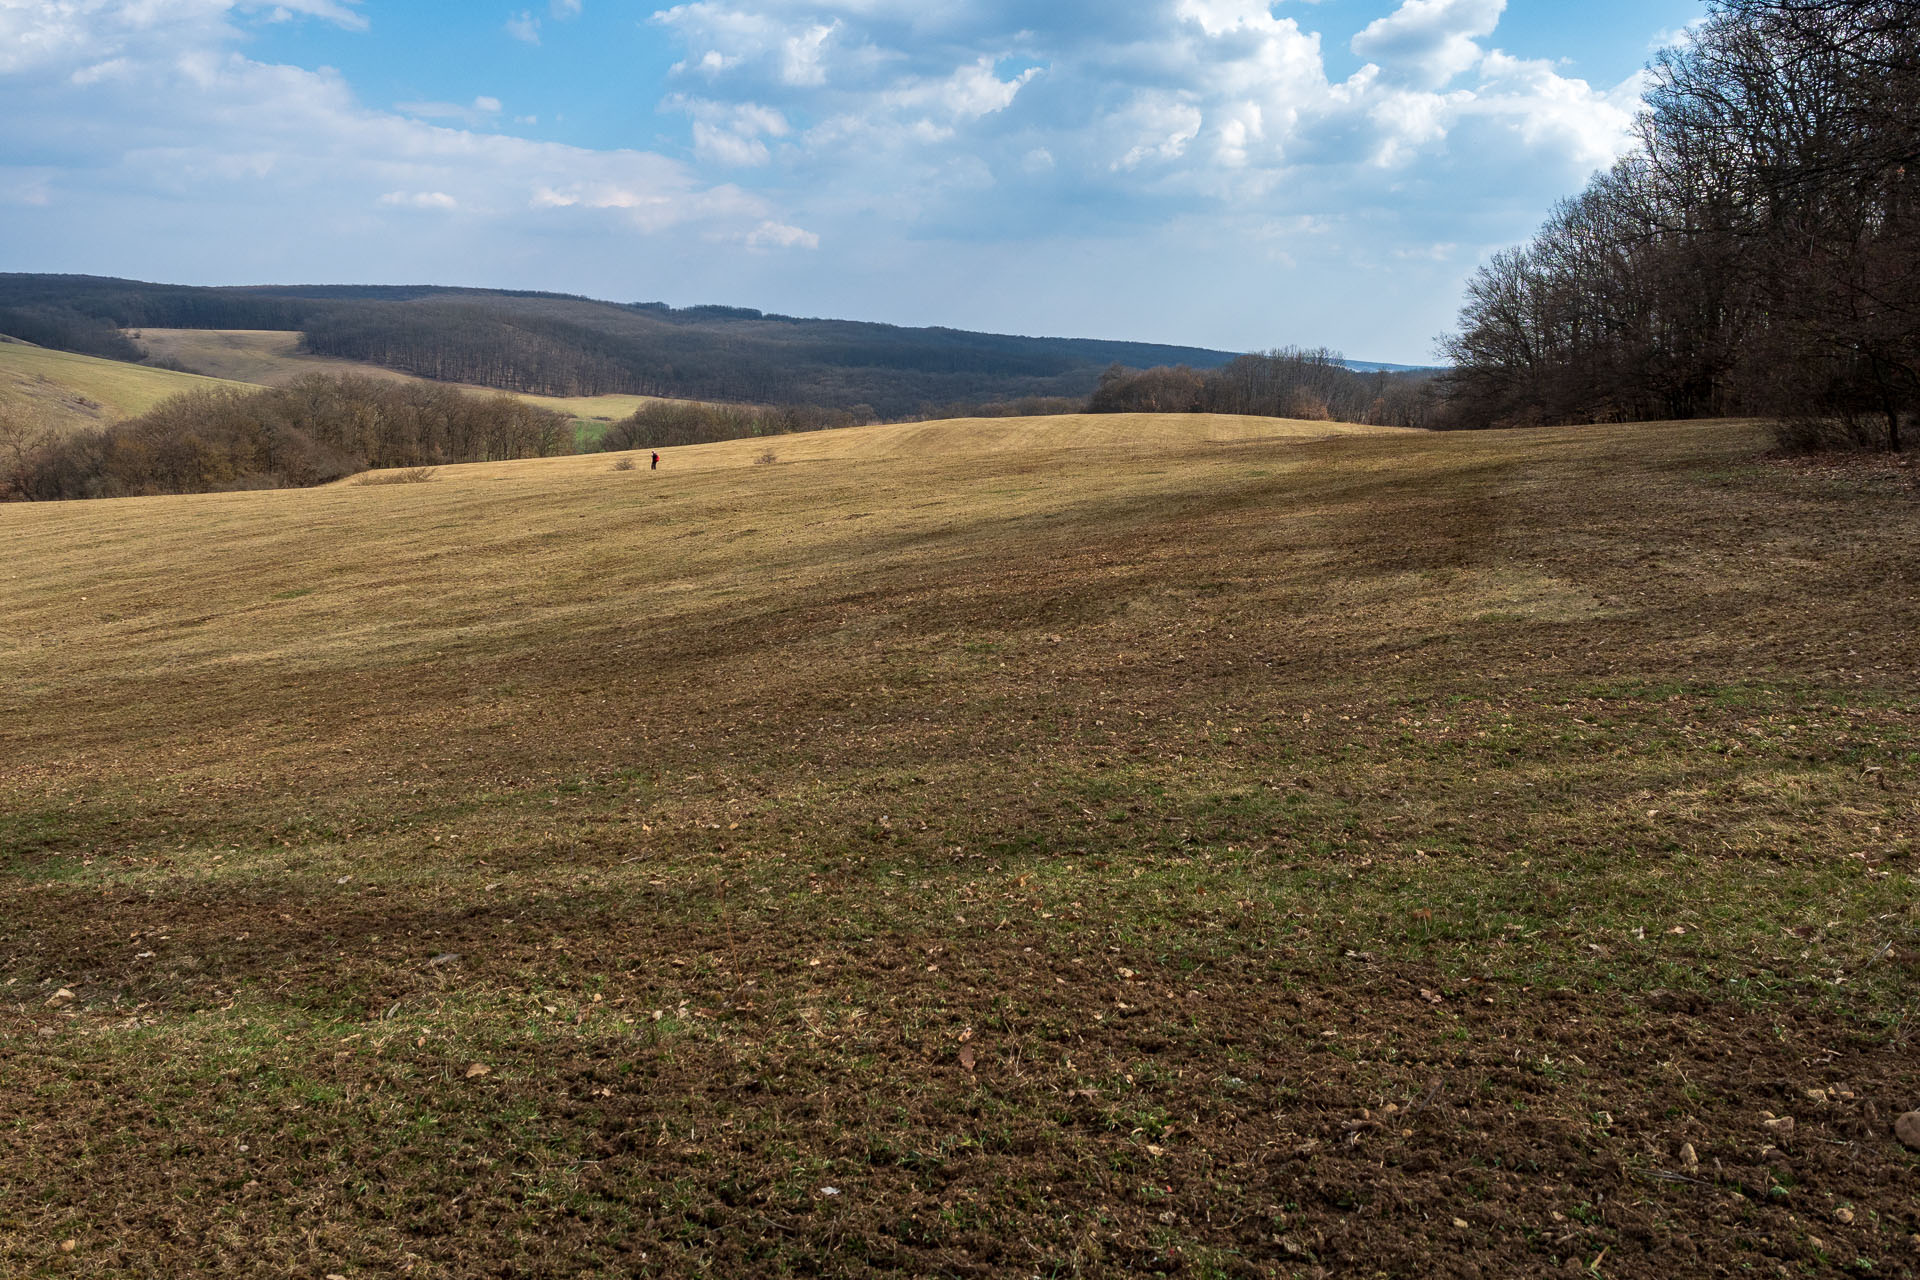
0,274 -> 1243,418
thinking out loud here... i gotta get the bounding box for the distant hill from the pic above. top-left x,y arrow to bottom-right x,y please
0,274 -> 1246,418
0,331 -> 680,448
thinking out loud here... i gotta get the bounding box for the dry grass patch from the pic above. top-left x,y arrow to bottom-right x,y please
352,466 -> 439,486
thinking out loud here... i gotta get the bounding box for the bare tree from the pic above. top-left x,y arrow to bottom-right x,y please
0,402 -> 51,500
1441,0 -> 1917,447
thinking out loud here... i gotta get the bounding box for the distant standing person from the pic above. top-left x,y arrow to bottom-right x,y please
651,451 -> 659,471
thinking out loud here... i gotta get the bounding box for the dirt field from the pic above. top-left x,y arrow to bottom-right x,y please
2,415 -> 1916,1278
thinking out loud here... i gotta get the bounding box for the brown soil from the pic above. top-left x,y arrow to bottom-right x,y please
2,416 -> 1916,1277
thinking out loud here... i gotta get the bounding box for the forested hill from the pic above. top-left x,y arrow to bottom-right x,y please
0,274 -> 1239,416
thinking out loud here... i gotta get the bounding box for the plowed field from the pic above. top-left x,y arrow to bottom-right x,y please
3,416 -> 1917,1278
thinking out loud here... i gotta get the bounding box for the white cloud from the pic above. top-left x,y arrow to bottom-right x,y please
1112,95 -> 1205,171
1648,20 -> 1704,51
506,10 -> 541,43
676,98 -> 792,166
1,169 -> 56,207
1351,0 -> 1505,89
744,219 -> 819,249
647,0 -> 1642,203
0,0 -> 357,76
550,0 -> 582,17
396,96 -> 505,126
884,57 -> 1038,120
379,190 -> 458,210
247,0 -> 367,31
779,21 -> 837,86
1467,51 -> 1642,173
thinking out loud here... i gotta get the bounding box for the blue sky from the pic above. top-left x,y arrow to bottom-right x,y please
0,0 -> 1704,364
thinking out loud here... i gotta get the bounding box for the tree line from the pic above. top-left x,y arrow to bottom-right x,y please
1442,0 -> 1917,448
600,400 -> 874,450
1084,350 -> 1443,428
2,375 -> 572,501
0,306 -> 144,362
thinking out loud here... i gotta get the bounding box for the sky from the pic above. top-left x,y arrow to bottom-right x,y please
0,0 -> 1706,364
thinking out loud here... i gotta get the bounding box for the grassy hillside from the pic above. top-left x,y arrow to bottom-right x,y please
2,416 -> 1916,1277
0,339 -> 254,437
130,328 -> 419,387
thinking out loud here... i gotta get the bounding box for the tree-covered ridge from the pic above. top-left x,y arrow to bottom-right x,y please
0,275 -> 1241,419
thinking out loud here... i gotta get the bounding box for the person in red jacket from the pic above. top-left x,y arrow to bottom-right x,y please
650,451 -> 660,470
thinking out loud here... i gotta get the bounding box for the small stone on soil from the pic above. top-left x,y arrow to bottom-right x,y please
1895,1111 -> 1920,1150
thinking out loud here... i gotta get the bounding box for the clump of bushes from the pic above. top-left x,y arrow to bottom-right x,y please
4,375 -> 573,501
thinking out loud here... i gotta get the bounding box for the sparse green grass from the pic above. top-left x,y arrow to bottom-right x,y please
1,415 -> 1916,1278
0,341 -> 254,437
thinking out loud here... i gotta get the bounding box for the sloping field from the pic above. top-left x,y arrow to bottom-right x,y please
0,340 -> 253,437
436,411 -> 1394,483
133,328 -> 686,433
3,417 -> 1917,1277
129,327 -> 420,387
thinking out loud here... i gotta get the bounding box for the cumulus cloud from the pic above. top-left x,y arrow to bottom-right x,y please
673,98 -> 793,166
645,0 -> 1640,208
1351,0 -> 1505,89
1466,50 -> 1642,173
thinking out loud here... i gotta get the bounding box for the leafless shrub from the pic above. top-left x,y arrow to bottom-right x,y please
611,456 -> 637,471
755,449 -> 778,465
